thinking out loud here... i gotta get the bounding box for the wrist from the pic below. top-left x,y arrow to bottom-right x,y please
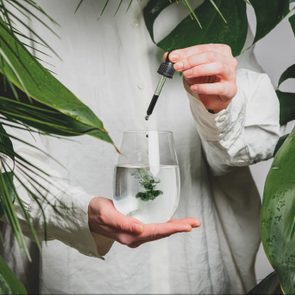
200,95 -> 232,114
88,196 -> 100,233
87,196 -> 115,256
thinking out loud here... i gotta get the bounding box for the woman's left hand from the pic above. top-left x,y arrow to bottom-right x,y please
168,44 -> 238,113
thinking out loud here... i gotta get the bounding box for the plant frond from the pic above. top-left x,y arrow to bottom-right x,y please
99,0 -> 110,18
12,171 -> 48,242
6,0 -> 59,38
0,123 -> 72,259
0,0 -> 14,33
76,0 -> 133,18
14,156 -> 64,192
181,0 -> 202,28
14,157 -> 78,225
126,0 -> 133,12
0,47 -> 30,99
22,0 -> 58,26
0,165 -> 31,260
4,131 -> 64,169
0,0 -> 59,59
75,0 -> 84,14
2,164 -> 41,252
208,0 -> 227,23
114,0 -> 123,16
0,9 -> 60,59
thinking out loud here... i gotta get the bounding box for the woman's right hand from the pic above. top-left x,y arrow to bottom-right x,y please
88,197 -> 200,250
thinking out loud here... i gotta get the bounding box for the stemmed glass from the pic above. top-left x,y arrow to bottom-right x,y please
113,130 -> 180,224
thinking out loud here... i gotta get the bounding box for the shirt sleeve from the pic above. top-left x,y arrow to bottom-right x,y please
12,145 -> 114,258
189,69 -> 280,175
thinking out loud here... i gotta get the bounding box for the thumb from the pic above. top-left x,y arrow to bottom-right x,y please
109,210 -> 144,235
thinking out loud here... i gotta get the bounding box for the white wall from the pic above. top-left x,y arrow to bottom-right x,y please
248,9 -> 295,282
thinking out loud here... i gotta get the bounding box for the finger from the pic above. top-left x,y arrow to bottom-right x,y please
95,199 -> 144,234
128,233 -> 172,248
110,219 -> 201,247
168,44 -> 232,62
191,82 -> 237,98
174,51 -> 230,72
183,62 -> 232,80
168,217 -> 201,228
105,215 -> 144,234
136,222 -> 195,244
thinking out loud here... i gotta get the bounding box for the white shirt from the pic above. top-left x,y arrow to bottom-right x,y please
13,1 -> 280,294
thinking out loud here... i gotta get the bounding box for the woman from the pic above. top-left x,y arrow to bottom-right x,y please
13,0 -> 279,293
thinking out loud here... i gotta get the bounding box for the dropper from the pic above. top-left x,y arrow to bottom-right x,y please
145,51 -> 175,120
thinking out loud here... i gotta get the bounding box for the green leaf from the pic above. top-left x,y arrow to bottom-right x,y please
247,271 -> 282,295
276,90 -> 295,126
75,0 -> 84,13
278,64 -> 295,87
0,17 -> 114,145
0,91 -> 111,142
143,0 -> 174,44
249,0 -> 290,43
274,134 -> 289,156
0,119 -> 13,159
289,14 -> 295,37
261,129 -> 295,294
0,122 -> 15,215
0,255 -> 26,295
276,65 -> 295,126
144,0 -> 248,56
0,123 -> 37,258
0,171 -> 15,217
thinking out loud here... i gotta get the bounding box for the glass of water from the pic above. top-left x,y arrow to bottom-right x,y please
113,130 -> 180,224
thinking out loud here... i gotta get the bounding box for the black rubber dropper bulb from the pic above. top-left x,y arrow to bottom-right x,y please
145,51 -> 175,120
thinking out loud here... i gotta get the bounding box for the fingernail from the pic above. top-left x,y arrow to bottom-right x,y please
184,69 -> 193,78
192,220 -> 201,227
190,85 -> 198,92
181,225 -> 192,232
169,52 -> 179,61
133,224 -> 144,233
174,61 -> 184,71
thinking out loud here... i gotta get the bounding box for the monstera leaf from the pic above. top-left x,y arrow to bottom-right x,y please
289,14 -> 295,37
144,0 -> 247,56
261,128 -> 295,294
143,0 -> 290,56
276,65 -> 295,126
250,0 -> 289,43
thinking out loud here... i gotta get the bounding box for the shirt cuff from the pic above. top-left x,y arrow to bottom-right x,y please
72,193 -> 114,259
188,88 -> 246,147
79,194 -> 101,257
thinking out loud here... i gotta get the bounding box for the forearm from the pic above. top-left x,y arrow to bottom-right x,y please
12,145 -> 113,258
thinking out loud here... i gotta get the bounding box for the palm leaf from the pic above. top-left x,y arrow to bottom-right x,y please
0,17 -> 115,146
0,124 -> 31,259
0,121 -> 72,259
0,255 -> 26,294
181,0 -> 202,28
0,0 -> 59,57
0,1 -> 60,59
